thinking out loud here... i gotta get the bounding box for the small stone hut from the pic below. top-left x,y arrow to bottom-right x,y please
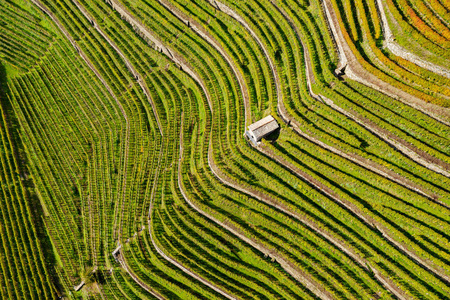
245,115 -> 279,146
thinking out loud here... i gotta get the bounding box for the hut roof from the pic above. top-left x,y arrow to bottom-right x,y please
248,115 -> 279,141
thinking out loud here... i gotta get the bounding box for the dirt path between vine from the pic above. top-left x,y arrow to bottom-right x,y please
375,0 -> 450,79
116,252 -> 165,299
321,0 -> 450,126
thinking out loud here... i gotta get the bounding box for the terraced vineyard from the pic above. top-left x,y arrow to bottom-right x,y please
0,0 -> 449,298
